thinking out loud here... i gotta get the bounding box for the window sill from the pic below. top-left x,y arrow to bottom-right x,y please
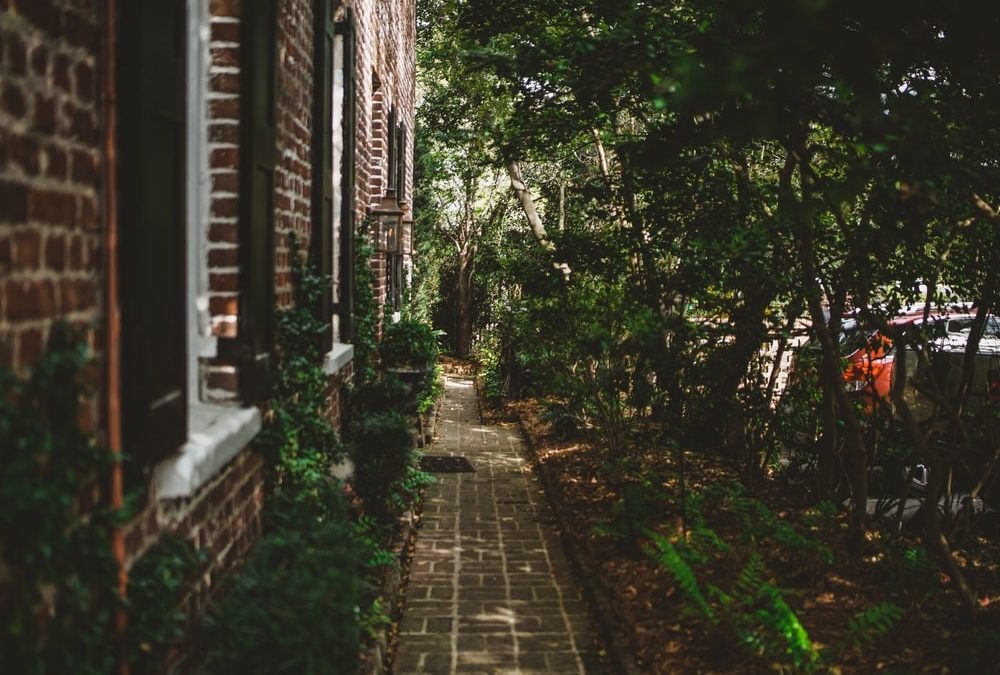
153,403 -> 262,499
323,342 -> 355,376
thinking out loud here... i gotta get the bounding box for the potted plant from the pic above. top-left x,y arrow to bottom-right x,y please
378,319 -> 439,395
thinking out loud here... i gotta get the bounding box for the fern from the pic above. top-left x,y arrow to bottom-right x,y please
646,532 -> 714,620
729,555 -> 819,670
841,601 -> 903,649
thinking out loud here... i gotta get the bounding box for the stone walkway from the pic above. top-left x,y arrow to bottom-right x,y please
394,376 -> 606,675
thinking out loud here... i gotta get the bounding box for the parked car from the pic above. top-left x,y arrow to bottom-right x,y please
836,311 -> 999,418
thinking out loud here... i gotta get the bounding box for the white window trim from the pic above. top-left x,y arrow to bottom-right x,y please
153,0 -> 260,501
323,31 -> 356,377
154,404 -> 262,499
324,342 -> 355,375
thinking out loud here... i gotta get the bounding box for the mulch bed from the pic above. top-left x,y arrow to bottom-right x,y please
506,398 -> 1000,674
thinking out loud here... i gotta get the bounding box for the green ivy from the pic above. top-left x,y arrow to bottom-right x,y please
0,325 -> 198,673
353,219 -> 379,385
125,536 -> 205,675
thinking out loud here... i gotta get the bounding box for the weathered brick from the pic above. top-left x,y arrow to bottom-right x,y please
29,187 -> 76,225
210,146 -> 238,168
208,97 -> 239,120
210,72 -> 240,95
60,279 -> 95,312
0,181 -> 29,221
20,0 -> 62,34
7,32 -> 27,75
207,247 -> 238,267
208,122 -> 239,144
53,53 -> 71,91
45,145 -> 68,179
211,170 -> 238,193
30,44 -> 48,76
9,134 -> 40,176
1,82 -> 27,119
65,11 -> 97,50
209,0 -> 240,17
17,328 -> 44,368
33,94 -> 57,134
210,46 -> 240,69
210,21 -> 239,43
5,280 -> 56,320
209,272 -> 239,293
210,196 -> 238,219
73,61 -> 94,102
208,222 -> 238,243
44,233 -> 66,271
71,149 -> 96,185
13,229 -> 41,268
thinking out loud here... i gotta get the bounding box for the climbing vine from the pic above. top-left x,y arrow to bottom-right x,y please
0,325 -> 198,673
353,218 -> 379,385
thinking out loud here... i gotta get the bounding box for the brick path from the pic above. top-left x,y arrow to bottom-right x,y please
394,376 -> 606,674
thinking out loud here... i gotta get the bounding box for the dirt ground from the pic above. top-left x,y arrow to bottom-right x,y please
500,398 -> 1000,674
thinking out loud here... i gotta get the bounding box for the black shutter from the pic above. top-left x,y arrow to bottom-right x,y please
236,0 -> 278,402
117,0 -> 188,472
387,106 -> 397,192
337,12 -> 356,342
312,0 -> 335,353
396,123 -> 407,202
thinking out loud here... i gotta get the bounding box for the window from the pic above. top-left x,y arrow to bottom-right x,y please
117,0 -> 188,482
147,0 -> 263,500
221,0 -> 279,402
315,3 -> 356,374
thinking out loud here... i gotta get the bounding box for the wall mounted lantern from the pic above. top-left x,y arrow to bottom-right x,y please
371,188 -> 403,253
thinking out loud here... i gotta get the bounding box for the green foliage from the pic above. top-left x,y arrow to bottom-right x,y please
0,326 -> 204,673
201,487 -> 361,675
349,410 -> 416,524
260,237 -> 346,497
353,219 -> 379,385
350,375 -> 410,415
0,325 -> 119,673
646,532 -> 714,620
593,460 -> 667,552
416,363 -> 444,416
380,319 -> 439,369
839,601 -> 904,651
125,536 -> 205,675
359,598 -> 392,642
352,516 -> 397,571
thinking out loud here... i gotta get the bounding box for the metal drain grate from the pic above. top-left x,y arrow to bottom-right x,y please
419,455 -> 476,473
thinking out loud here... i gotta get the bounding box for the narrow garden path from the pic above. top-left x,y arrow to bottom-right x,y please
394,375 -> 607,674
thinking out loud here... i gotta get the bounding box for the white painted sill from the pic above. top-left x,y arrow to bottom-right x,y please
153,403 -> 262,500
323,342 -> 355,376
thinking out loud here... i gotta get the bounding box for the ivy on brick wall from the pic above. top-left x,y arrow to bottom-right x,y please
0,324 -> 199,673
353,218 -> 379,386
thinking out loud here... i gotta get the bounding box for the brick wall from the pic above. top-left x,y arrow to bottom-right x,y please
348,0 -> 418,319
0,0 -> 418,659
0,3 -> 102,381
206,0 -> 241,341
274,0 -> 315,308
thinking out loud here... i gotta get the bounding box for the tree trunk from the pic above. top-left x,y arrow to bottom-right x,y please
455,256 -> 474,357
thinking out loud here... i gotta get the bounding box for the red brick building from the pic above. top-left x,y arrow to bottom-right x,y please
0,0 -> 415,623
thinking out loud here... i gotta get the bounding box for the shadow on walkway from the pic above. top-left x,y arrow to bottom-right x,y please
393,375 -> 606,674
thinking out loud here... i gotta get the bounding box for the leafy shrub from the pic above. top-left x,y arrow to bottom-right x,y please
125,536 -> 205,674
379,319 -> 439,369
201,486 -> 361,675
416,363 -> 444,416
350,410 -> 416,523
349,375 -> 410,415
